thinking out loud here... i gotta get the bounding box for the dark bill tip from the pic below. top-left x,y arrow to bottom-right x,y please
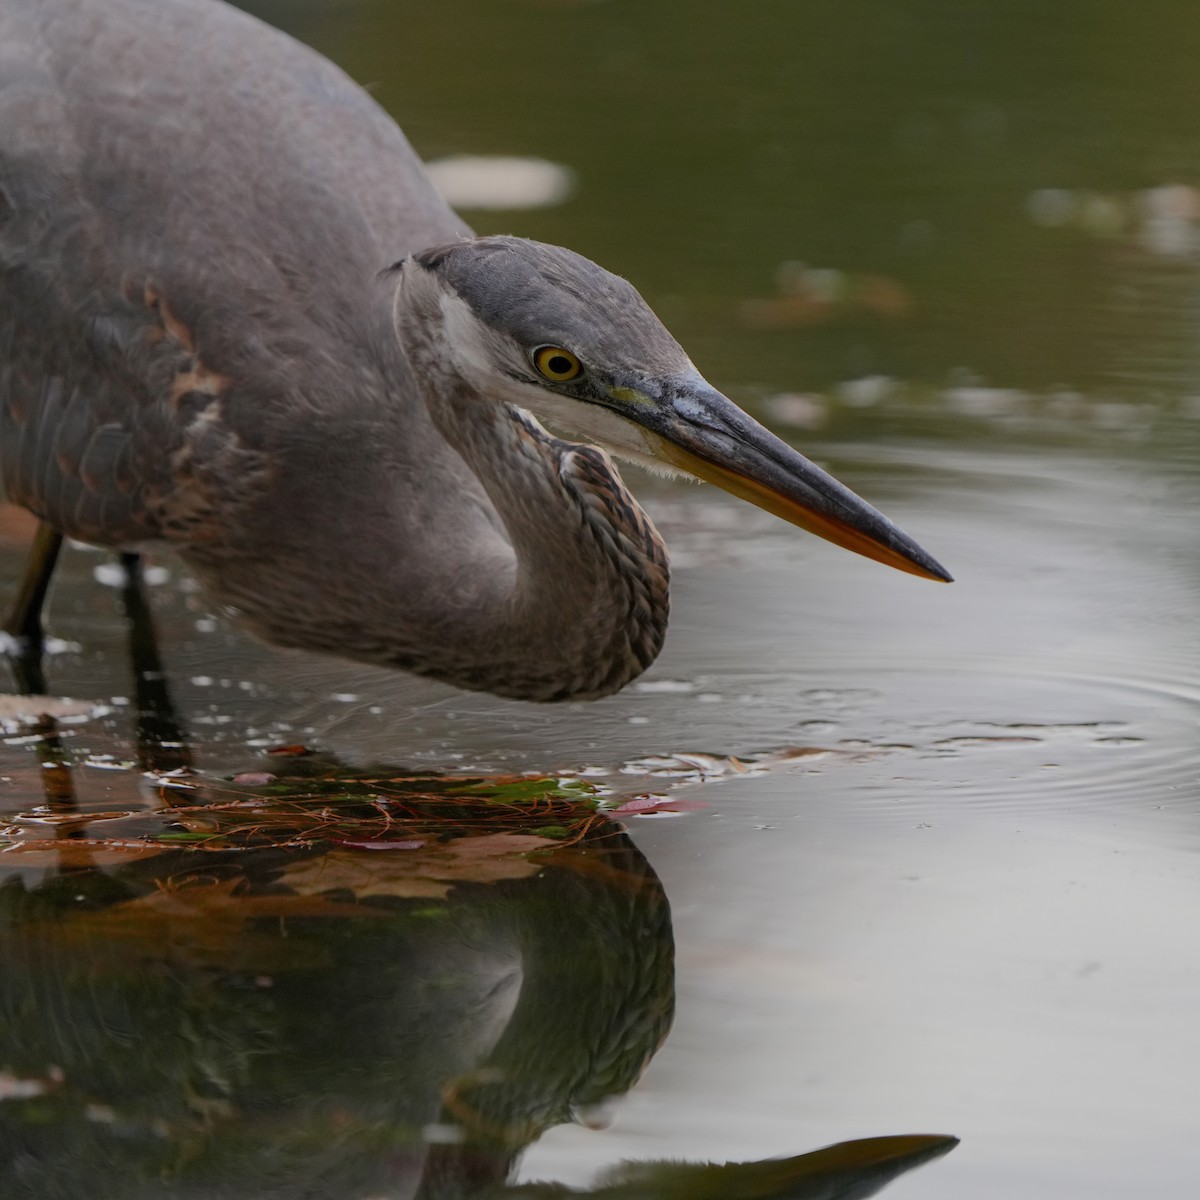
645,383 -> 953,583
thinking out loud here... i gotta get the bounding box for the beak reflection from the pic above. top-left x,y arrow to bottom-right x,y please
646,382 -> 952,582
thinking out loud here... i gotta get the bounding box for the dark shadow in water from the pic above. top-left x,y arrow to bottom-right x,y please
0,565 -> 957,1198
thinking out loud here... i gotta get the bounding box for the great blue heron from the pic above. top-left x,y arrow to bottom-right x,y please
0,0 -> 950,703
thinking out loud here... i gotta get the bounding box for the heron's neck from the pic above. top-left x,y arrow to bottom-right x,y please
418,373 -> 670,702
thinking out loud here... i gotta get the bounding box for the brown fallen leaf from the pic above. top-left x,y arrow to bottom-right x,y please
279,832 -> 554,902
13,876 -> 369,972
0,838 -> 167,870
441,832 -> 554,858
119,877 -> 372,921
280,855 -> 451,900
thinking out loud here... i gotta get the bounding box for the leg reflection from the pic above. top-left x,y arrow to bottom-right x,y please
119,552 -> 192,774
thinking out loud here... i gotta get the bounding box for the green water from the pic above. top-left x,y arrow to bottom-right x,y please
2,2 -> 1199,1197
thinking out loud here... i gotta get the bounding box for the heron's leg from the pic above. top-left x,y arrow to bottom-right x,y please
119,552 -> 192,772
2,522 -> 64,694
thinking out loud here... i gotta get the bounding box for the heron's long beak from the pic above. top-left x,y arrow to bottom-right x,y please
645,381 -> 952,582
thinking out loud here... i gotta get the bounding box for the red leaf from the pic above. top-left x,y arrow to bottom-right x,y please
613,795 -> 708,815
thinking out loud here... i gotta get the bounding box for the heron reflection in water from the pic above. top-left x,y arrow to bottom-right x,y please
0,720 -> 957,1200
0,0 -> 950,701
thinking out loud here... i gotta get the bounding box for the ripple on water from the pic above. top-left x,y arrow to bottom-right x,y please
844,666 -> 1200,822
594,662 -> 1199,831
0,630 -> 1195,846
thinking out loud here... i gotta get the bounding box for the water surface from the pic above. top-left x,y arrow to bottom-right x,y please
3,2 -> 1199,1196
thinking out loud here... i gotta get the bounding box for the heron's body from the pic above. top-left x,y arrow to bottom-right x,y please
0,0 -> 948,702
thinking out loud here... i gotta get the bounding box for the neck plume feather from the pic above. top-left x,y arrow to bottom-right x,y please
420,379 -> 670,702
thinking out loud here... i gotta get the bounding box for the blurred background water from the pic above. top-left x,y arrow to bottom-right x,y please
2,1 -> 1199,1197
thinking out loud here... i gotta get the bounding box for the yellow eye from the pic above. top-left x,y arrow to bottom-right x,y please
533,345 -> 583,383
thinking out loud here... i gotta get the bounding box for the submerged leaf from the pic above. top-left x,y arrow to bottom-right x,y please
0,838 -> 166,869
279,833 -> 554,902
16,877 -> 366,971
280,855 -> 451,900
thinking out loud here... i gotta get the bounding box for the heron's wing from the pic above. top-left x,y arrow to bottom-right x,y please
0,0 -> 469,549
0,6 -> 151,543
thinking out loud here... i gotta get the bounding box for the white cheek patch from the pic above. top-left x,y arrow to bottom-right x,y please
437,291 -> 503,386
528,392 -> 696,480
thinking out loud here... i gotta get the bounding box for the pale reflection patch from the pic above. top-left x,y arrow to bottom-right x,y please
426,155 -> 575,210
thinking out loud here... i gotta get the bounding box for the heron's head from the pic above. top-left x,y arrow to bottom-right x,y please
391,236 -> 950,582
